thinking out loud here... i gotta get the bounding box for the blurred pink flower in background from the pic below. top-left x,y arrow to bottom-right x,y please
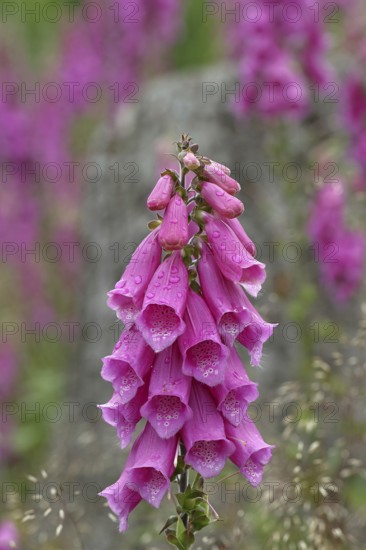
0,521 -> 19,550
308,182 -> 365,302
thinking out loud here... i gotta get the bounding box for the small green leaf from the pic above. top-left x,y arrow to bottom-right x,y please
159,515 -> 178,534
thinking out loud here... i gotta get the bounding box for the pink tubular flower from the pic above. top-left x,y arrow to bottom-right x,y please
179,288 -> 229,386
158,193 -> 189,250
236,293 -> 277,367
181,381 -> 235,478
225,418 -> 274,487
100,423 -> 178,531
140,343 -> 192,438
101,325 -> 154,403
198,241 -> 251,346
211,348 -> 258,427
201,181 -> 244,218
224,217 -> 257,256
204,215 -> 266,297
183,152 -> 200,170
147,174 -> 175,211
209,160 -> 231,175
0,521 -> 19,550
203,164 -> 240,194
107,229 -> 161,323
99,381 -> 149,448
136,251 -> 188,352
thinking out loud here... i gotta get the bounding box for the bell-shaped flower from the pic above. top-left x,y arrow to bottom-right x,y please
211,348 -> 258,426
179,288 -> 229,386
147,174 -> 174,211
158,193 -> 189,250
225,418 -> 274,487
203,163 -> 240,194
236,293 -> 277,367
136,252 -> 188,352
181,381 -> 235,478
224,217 -> 257,256
201,181 -> 244,218
99,380 -> 149,448
140,344 -> 192,438
107,229 -> 161,323
204,215 -> 266,297
101,325 -> 154,403
100,423 -> 178,531
198,241 -> 251,345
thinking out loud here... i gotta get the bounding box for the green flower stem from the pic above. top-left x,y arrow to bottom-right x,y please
179,441 -> 189,528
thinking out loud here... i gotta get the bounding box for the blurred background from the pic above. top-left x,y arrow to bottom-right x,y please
0,0 -> 365,548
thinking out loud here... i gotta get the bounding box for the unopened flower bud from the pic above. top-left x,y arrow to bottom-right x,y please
183,152 -> 200,170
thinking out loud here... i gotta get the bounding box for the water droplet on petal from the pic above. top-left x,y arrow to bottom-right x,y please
134,276 -> 142,285
213,231 -> 220,238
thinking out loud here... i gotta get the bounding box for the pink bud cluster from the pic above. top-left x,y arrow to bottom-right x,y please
100,136 -> 275,531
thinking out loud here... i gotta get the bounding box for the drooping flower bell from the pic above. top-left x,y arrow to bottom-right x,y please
107,229 -> 161,323
136,251 -> 188,352
158,193 -> 189,251
147,174 -> 175,211
101,134 -> 275,539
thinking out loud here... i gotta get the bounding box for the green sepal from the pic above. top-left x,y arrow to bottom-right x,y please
148,220 -> 162,230
170,455 -> 186,481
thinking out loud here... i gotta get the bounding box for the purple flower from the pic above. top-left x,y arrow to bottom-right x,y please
140,343 -> 192,438
100,423 -> 178,531
198,241 -> 251,346
101,325 -> 154,403
181,381 -> 235,478
147,174 -> 175,211
136,251 -> 188,352
223,217 -> 257,257
158,194 -> 189,251
0,522 -> 18,550
236,294 -> 277,367
204,215 -> 266,297
225,418 -> 274,487
201,181 -> 244,218
99,381 -> 149,448
308,182 -> 365,302
211,348 -> 258,426
179,288 -> 229,386
108,229 -> 161,323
